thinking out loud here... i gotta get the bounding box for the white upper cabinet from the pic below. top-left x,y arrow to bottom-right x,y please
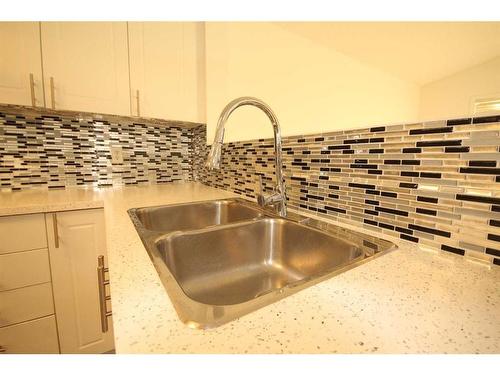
40,22 -> 131,115
128,22 -> 206,123
0,22 -> 44,107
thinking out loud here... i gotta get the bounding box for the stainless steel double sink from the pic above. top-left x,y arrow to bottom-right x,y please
128,198 -> 396,329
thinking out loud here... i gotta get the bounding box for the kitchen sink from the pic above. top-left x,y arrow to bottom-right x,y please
128,198 -> 396,328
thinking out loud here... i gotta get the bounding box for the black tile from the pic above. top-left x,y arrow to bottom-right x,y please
445,146 -> 470,153
472,115 -> 500,124
375,206 -> 408,216
366,190 -> 380,195
343,150 -> 355,154
416,140 -> 462,147
460,167 -> 500,175
417,196 -> 438,204
329,185 -> 340,190
381,191 -> 397,198
369,137 -> 384,143
447,118 -> 471,126
314,137 -> 325,142
457,194 -> 500,205
364,219 -> 378,226
409,127 -> 453,135
493,205 -> 500,212
365,199 -> 379,206
486,248 -> 500,257
401,171 -> 419,177
416,207 -> 437,216
402,160 -> 420,166
369,149 -> 384,154
365,209 -> 379,216
400,234 -> 419,243
490,219 -> 500,227
370,126 -> 386,132
441,245 -> 465,256
325,206 -> 346,214
396,226 -> 413,235
409,224 -> 451,238
469,161 -> 496,167
378,222 -> 394,230
488,233 -> 500,242
368,170 -> 382,175
328,145 -> 351,150
403,147 -> 422,153
494,258 -> 500,266
400,182 -> 418,189
349,183 -> 376,189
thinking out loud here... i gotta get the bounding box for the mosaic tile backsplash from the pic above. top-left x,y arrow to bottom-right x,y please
0,105 -> 198,190
195,115 -> 500,267
2,103 -> 500,266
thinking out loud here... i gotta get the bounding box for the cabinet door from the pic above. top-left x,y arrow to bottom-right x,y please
40,22 -> 130,115
47,209 -> 114,354
128,22 -> 205,122
0,22 -> 44,106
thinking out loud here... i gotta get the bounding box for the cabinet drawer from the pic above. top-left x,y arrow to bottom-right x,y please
0,248 -> 51,292
0,213 -> 47,254
0,283 -> 54,328
0,315 -> 59,353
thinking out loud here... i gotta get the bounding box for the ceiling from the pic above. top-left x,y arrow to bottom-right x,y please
275,22 -> 500,85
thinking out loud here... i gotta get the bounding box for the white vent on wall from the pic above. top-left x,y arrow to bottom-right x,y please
473,96 -> 500,115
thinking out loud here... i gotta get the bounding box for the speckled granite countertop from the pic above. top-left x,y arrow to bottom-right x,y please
1,182 -> 499,353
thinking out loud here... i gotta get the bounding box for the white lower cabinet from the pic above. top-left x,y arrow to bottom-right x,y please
0,208 -> 115,354
0,316 -> 60,354
47,209 -> 115,354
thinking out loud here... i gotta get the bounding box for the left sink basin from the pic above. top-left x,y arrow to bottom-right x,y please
129,198 -> 265,233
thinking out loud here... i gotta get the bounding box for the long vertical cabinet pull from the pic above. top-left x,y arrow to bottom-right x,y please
97,255 -> 112,333
29,73 -> 36,107
136,89 -> 140,117
49,77 -> 55,109
52,213 -> 59,248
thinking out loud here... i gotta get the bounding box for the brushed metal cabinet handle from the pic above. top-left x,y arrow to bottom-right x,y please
29,73 -> 36,107
52,213 -> 59,248
97,255 -> 112,333
50,77 -> 55,109
136,89 -> 140,117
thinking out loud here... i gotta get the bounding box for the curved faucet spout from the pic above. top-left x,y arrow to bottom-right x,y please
206,96 -> 287,217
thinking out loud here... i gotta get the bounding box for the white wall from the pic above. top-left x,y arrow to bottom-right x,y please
205,22 -> 420,144
420,56 -> 500,120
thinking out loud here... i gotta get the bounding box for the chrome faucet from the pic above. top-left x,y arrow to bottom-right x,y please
205,97 -> 287,217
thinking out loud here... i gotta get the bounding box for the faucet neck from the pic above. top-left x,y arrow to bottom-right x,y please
206,97 -> 287,217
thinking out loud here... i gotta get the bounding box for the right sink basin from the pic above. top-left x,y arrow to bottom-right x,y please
155,218 -> 364,307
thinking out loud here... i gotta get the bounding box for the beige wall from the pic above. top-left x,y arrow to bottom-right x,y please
205,22 -> 420,144
420,56 -> 500,120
